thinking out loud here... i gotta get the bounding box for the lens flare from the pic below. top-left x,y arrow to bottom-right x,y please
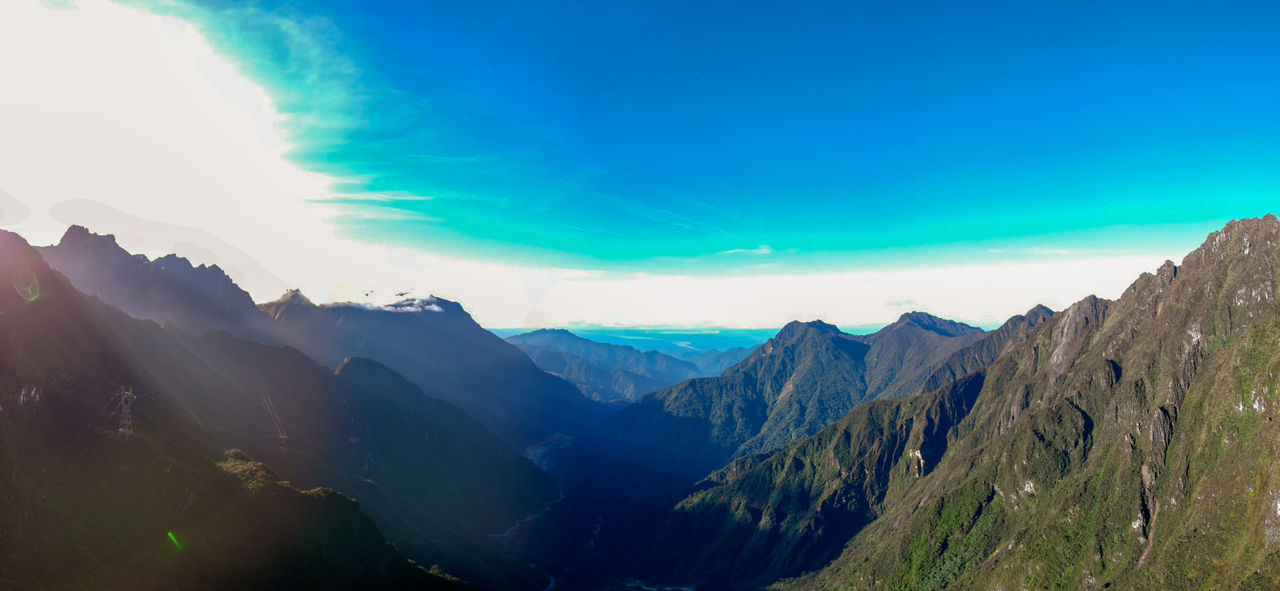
167,531 -> 182,551
13,270 -> 39,302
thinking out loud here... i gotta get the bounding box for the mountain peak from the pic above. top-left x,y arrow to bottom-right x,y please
273,289 -> 315,308
380,297 -> 448,313
1189,214 -> 1280,266
889,311 -> 982,338
54,224 -> 126,253
1025,303 -> 1054,318
774,319 -> 842,342
59,223 -> 111,244
153,253 -> 195,271
531,328 -> 576,337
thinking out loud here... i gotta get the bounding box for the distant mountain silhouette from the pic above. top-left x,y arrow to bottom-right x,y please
507,328 -> 710,403
39,225 -> 266,339
680,346 -> 757,374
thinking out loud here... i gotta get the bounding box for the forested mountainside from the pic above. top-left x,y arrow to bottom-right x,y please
616,215 -> 1280,591
35,215 -> 1280,591
561,313 -> 989,509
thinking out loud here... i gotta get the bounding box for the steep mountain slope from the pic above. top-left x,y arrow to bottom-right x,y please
637,374 -> 988,590
81,297 -> 560,590
916,303 -> 1054,394
567,314 -> 983,494
582,308 -> 1052,589
619,215 -> 1280,591
38,225 -> 266,339
259,292 -> 607,447
776,216 -> 1280,591
0,230 -> 452,591
507,328 -> 705,402
738,314 -> 984,456
40,226 -> 608,449
550,313 -> 986,581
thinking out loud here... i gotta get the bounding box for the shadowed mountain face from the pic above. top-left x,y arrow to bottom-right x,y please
40,226 -> 607,449
626,215 -> 1280,591
566,314 -> 985,493
89,313 -> 561,590
258,293 -> 608,448
22,229 -> 564,589
639,374 -> 989,590
507,328 -> 712,403
38,225 -> 266,340
551,312 -> 991,581
0,231 -> 455,591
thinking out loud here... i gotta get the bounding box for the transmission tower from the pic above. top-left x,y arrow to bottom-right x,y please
117,387 -> 135,436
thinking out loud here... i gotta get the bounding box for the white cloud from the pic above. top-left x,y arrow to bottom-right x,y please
719,245 -> 774,256
0,0 -> 1180,329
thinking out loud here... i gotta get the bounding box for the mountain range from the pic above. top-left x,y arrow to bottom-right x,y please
506,328 -> 753,403
14,215 -> 1280,590
561,312 -> 1000,501
597,215 -> 1280,590
29,228 -> 570,589
41,225 -> 607,450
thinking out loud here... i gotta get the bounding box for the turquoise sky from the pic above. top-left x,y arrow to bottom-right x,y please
132,0 -> 1280,273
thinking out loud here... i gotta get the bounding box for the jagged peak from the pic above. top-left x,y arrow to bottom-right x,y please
54,224 -> 126,253
1217,213 -> 1279,238
988,304 -> 1055,335
153,253 -> 195,271
1048,294 -> 1110,375
59,224 -> 112,244
1190,214 -> 1280,265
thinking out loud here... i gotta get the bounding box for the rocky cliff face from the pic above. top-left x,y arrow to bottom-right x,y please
767,215 -> 1280,591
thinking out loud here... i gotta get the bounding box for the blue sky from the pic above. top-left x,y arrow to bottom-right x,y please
127,0 -> 1280,271
3,0 -> 1278,328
